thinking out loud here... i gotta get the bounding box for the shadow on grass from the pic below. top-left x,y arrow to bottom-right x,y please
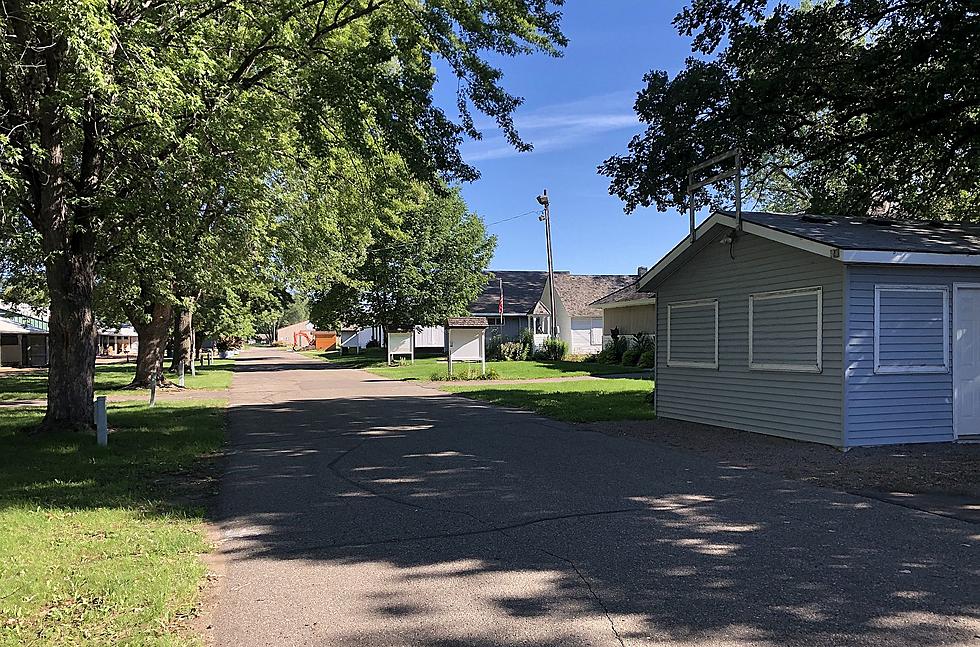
0,361 -> 234,401
0,400 -> 226,512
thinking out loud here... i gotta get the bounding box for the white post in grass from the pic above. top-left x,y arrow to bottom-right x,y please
149,368 -> 157,407
95,396 -> 108,447
178,360 -> 185,387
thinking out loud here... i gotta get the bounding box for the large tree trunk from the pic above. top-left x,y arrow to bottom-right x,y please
129,302 -> 174,388
40,246 -> 98,432
169,308 -> 192,371
35,55 -> 99,432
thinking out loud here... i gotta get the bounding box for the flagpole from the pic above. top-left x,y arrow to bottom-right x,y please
499,278 -> 504,334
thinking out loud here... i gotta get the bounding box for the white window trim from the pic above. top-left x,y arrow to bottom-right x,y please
748,286 -> 823,373
666,299 -> 718,369
874,284 -> 950,374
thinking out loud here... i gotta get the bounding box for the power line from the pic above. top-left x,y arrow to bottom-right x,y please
485,208 -> 542,227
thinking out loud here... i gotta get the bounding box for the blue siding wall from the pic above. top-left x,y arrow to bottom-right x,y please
845,265 -> 980,446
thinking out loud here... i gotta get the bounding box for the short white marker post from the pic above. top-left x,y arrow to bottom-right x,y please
95,396 -> 108,447
149,369 -> 157,407
178,360 -> 185,387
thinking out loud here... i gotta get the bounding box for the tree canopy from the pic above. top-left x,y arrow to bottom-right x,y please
309,187 -> 495,331
601,0 -> 980,219
0,0 -> 566,429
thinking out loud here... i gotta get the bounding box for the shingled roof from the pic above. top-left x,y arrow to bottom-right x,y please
470,270 -> 558,316
733,211 -> 980,254
552,274 -> 636,317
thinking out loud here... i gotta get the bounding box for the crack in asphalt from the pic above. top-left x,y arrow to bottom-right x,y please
317,438 -> 736,647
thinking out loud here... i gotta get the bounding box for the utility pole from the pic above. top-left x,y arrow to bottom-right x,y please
537,189 -> 557,339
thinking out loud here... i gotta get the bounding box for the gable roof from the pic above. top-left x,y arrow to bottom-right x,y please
637,211 -> 980,292
552,274 -> 636,317
590,281 -> 657,309
470,270 -> 557,316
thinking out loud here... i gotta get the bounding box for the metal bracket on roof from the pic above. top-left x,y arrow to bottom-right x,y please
686,148 -> 743,242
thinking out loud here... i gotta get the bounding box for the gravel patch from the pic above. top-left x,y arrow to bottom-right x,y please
587,418 -> 980,499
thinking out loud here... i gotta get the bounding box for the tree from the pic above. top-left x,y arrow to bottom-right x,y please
309,188 -> 495,332
600,0 -> 980,219
0,0 -> 566,431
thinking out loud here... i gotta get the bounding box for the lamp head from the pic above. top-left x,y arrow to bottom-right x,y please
535,190 -> 549,206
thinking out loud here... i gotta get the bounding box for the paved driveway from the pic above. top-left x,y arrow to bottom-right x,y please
211,348 -> 979,646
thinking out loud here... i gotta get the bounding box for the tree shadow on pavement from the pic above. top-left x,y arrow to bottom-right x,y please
212,392 -> 980,647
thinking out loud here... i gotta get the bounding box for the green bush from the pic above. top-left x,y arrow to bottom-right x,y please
500,341 -> 528,361
638,349 -> 655,368
632,332 -> 655,354
603,337 -> 629,362
622,347 -> 641,366
487,336 -> 505,361
433,365 -> 501,381
539,337 -> 569,361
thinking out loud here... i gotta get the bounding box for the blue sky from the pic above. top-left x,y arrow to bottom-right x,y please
435,1 -> 702,276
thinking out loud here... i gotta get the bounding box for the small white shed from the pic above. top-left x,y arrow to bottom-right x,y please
446,317 -> 489,376
386,329 -> 415,364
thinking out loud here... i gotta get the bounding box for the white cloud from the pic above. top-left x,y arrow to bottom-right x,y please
461,91 -> 640,162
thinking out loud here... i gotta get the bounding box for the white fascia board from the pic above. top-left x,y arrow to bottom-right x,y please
840,250 -> 980,266
595,297 -> 658,309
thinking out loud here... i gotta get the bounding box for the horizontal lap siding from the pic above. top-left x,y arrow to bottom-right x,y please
603,305 -> 657,335
845,266 -> 980,446
655,230 -> 844,446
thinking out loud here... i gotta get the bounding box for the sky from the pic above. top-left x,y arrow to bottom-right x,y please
433,1 -> 703,276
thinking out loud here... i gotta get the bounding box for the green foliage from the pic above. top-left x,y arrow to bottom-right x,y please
487,336 -> 505,361
632,332 -> 656,354
599,337 -> 630,364
601,0 -> 980,219
622,347 -> 641,366
638,349 -> 656,369
309,187 -> 496,331
431,366 -> 501,381
538,337 -> 569,361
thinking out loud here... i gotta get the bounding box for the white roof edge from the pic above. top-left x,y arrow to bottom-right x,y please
840,250 -> 980,266
595,297 -> 658,309
0,317 -> 31,334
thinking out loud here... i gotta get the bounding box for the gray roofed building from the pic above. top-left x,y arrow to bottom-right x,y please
625,209 -> 980,448
732,210 -> 980,255
469,270 -> 558,315
551,274 -> 635,317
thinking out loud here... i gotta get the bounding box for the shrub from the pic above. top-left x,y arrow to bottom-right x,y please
500,341 -> 526,361
539,337 -> 569,361
366,338 -> 380,348
638,349 -> 656,368
632,332 -> 655,354
487,336 -> 505,361
434,365 -> 501,381
622,347 -> 641,366
602,337 -> 629,363
517,329 -> 535,358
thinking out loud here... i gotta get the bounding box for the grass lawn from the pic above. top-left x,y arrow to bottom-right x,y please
301,348 -> 647,382
443,378 -> 656,423
0,359 -> 235,402
0,399 -> 225,646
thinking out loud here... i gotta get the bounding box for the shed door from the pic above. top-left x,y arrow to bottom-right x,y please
954,285 -> 980,438
571,318 -> 592,349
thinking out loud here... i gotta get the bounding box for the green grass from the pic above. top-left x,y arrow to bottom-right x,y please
443,378 -> 656,423
0,400 -> 226,646
0,360 -> 235,402
301,348 -> 647,382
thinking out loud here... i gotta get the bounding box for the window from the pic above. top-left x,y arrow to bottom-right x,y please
749,286 -> 823,372
0,334 -> 18,346
590,317 -> 603,345
666,299 -> 718,368
874,285 -> 949,374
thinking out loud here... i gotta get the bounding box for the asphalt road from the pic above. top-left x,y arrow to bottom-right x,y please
210,348 -> 979,647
